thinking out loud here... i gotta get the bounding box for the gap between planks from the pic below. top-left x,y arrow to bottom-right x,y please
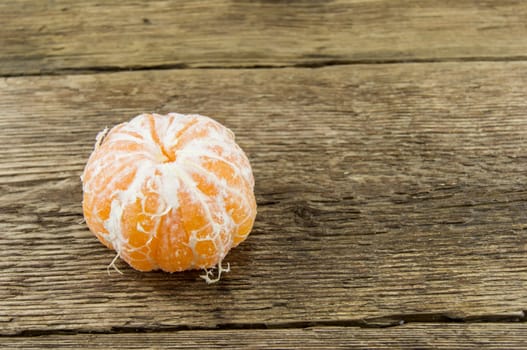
2,56 -> 527,78
3,324 -> 527,350
3,311 -> 526,338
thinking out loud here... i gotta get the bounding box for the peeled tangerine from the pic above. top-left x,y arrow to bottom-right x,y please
81,113 -> 256,283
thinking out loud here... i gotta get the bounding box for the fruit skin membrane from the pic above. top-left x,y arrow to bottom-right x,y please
81,113 -> 256,273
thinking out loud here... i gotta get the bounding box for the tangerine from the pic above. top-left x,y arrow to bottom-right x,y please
81,113 -> 256,282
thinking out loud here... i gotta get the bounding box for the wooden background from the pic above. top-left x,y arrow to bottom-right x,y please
1,1 -> 527,348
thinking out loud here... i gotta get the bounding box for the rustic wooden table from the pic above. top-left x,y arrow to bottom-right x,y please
2,1 -> 527,348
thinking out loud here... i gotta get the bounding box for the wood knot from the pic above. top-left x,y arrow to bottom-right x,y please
293,201 -> 322,227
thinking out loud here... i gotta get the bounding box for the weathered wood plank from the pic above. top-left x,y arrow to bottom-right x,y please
2,0 -> 527,75
3,324 -> 527,349
1,62 -> 527,335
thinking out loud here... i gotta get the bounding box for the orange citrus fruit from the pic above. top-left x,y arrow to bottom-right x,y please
81,113 -> 256,281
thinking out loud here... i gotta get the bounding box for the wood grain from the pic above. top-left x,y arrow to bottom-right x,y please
2,0 -> 527,76
2,62 -> 527,335
3,324 -> 527,349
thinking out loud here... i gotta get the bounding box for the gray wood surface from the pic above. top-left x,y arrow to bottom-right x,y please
2,63 -> 527,337
2,0 -> 527,347
2,0 -> 527,75
3,324 -> 527,349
